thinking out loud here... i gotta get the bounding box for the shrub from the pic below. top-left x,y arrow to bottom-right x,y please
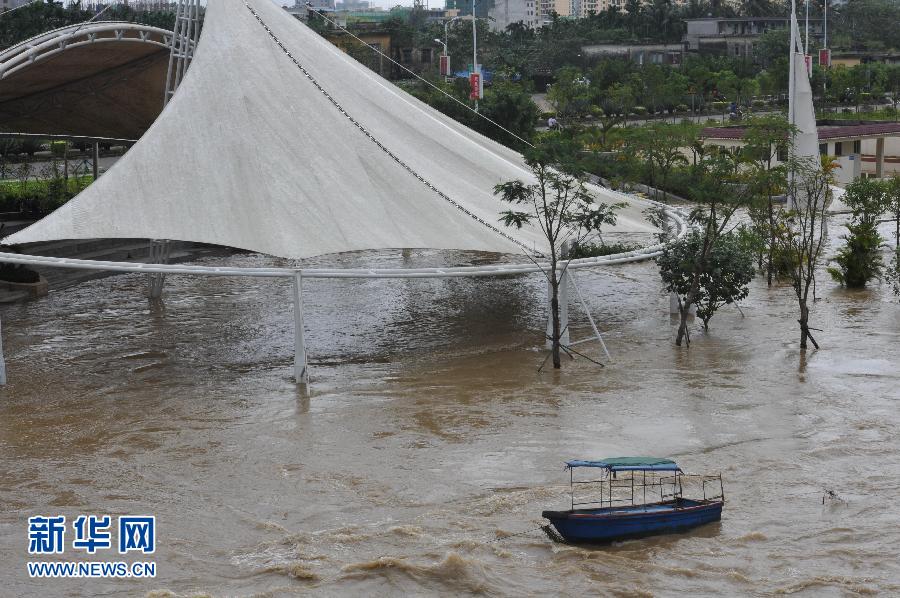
675,104 -> 689,113
631,106 -> 647,116
828,221 -> 884,288
49,141 -> 67,158
568,241 -> 641,259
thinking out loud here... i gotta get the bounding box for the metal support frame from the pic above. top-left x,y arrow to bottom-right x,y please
149,0 -> 200,298
292,272 -> 309,385
164,0 -> 201,108
0,203 -> 688,385
0,22 -> 174,81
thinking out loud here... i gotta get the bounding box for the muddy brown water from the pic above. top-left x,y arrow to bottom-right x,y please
1,222 -> 899,596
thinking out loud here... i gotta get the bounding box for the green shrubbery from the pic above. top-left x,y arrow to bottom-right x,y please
0,176 -> 92,216
567,241 -> 641,259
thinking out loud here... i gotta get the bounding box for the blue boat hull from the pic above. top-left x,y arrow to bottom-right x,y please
542,499 -> 723,544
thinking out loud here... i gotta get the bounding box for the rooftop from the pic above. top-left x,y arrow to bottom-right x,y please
701,122 -> 900,141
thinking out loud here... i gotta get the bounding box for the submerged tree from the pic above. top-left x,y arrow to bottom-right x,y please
658,230 -> 755,332
494,133 -> 624,369
827,177 -> 887,288
885,175 -> 900,298
664,150 -> 751,346
775,157 -> 836,350
742,116 -> 793,286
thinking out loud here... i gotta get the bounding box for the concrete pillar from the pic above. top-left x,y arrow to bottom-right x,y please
875,137 -> 885,178
292,272 -> 309,385
546,269 -> 570,349
0,313 -> 6,385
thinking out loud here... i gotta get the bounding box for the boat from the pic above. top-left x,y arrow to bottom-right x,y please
541,457 -> 724,544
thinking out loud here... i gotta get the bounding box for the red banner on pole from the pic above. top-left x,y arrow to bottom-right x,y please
819,48 -> 831,67
439,55 -> 449,77
469,73 -> 480,100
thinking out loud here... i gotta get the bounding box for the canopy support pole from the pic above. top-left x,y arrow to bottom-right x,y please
147,239 -> 170,299
292,272 -> 309,385
0,312 -> 6,386
546,268 -> 570,349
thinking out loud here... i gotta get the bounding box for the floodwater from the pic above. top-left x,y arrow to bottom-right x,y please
1,222 -> 899,597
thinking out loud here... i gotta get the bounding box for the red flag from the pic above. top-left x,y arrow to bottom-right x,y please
469,73 -> 480,100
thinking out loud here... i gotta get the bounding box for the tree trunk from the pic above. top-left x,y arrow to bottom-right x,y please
675,301 -> 691,346
767,194 -> 774,287
799,300 -> 808,349
675,274 -> 700,347
550,272 -> 561,369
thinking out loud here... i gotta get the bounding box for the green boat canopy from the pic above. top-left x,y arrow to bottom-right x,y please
565,457 -> 680,472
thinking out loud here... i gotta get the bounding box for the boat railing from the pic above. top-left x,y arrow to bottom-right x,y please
570,471 -> 724,510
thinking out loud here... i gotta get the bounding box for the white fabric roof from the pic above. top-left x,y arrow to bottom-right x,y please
4,0 -> 657,259
789,15 -> 820,167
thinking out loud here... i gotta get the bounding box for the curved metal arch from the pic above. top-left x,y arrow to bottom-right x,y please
0,22 -> 183,81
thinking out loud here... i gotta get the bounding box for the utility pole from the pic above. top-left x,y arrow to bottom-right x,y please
472,0 -> 479,112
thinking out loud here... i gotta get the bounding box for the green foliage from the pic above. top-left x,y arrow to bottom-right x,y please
620,122 -> 697,200
547,67 -> 591,120
657,230 -> 755,330
828,220 -> 884,288
828,178 -> 887,288
0,175 -> 93,216
567,241 -> 641,259
403,77 -> 539,150
0,3 -> 177,50
493,133 -> 625,368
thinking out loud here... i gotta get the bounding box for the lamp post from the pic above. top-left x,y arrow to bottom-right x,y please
437,16 -> 460,80
472,0 -> 480,111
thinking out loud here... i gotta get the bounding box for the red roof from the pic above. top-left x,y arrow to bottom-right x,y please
701,122 -> 900,141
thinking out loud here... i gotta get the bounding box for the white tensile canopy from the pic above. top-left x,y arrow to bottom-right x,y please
788,13 -> 820,170
3,0 -> 658,259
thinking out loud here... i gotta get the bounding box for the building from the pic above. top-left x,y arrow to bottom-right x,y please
581,42 -> 685,65
488,0 -> 540,31
684,17 -> 824,59
444,0 -> 490,18
700,122 -> 900,185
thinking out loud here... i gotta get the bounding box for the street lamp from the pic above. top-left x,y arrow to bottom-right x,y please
471,0 -> 480,111
436,16 -> 460,80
